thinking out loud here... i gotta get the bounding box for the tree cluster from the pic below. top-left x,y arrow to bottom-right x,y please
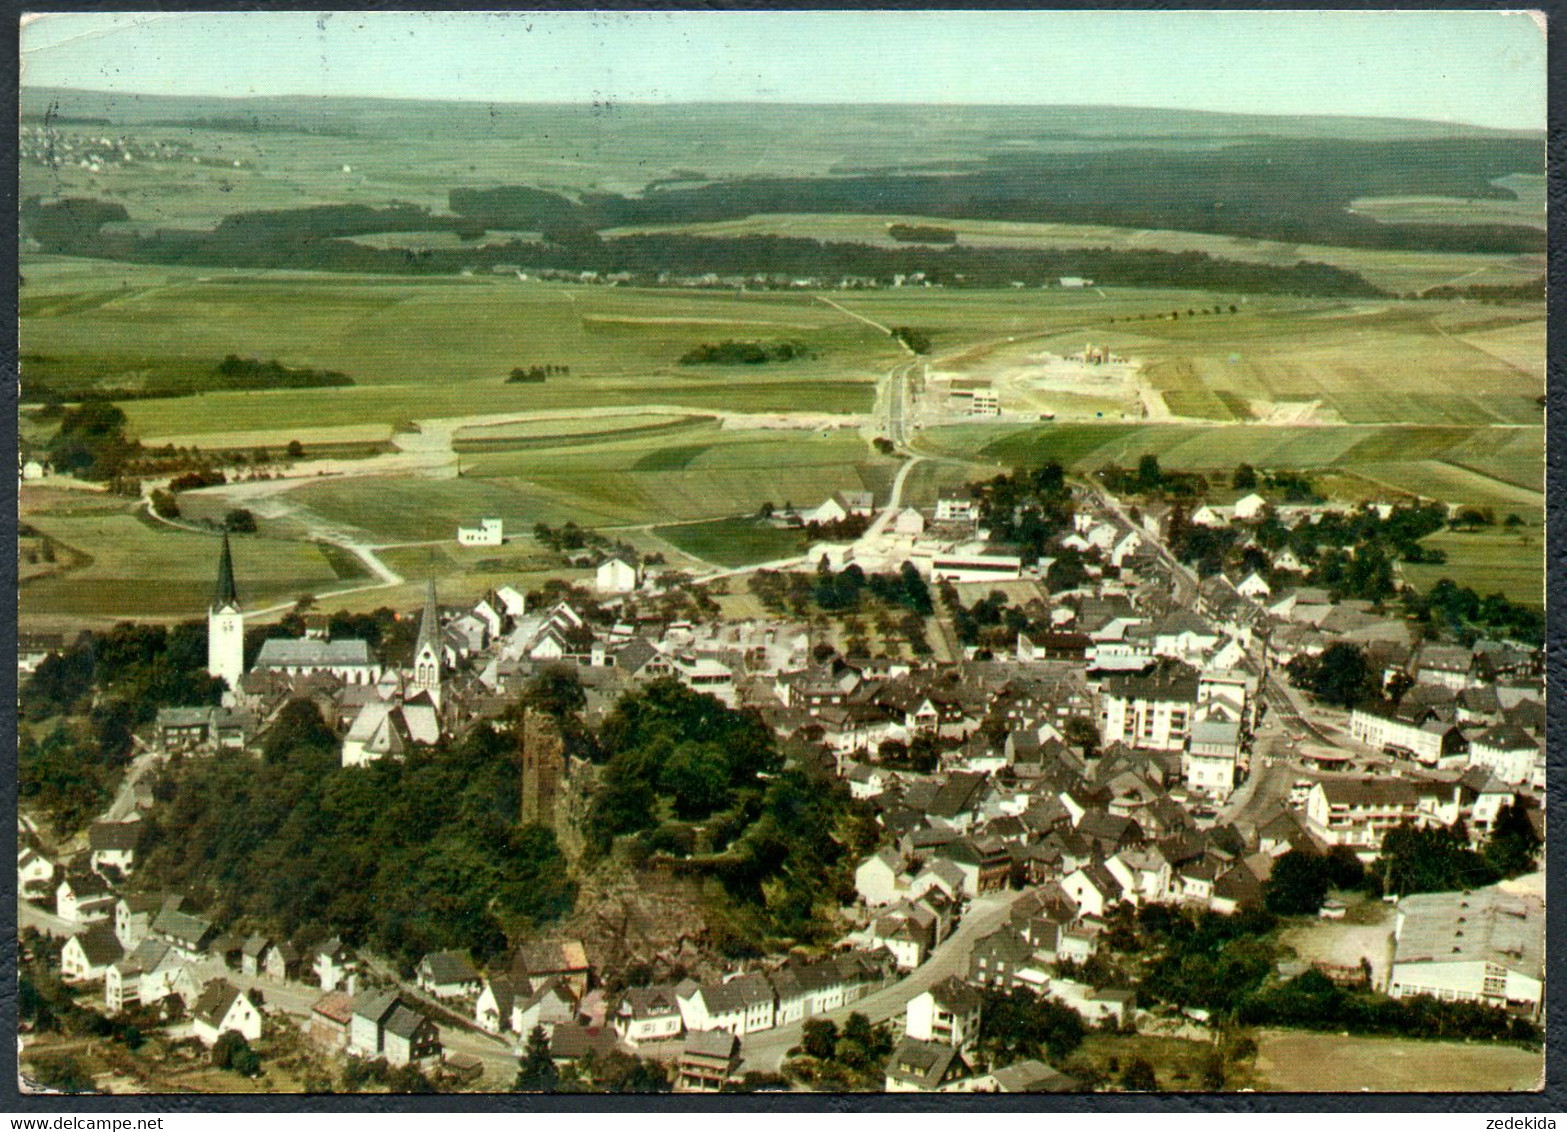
679,340 -> 812,365
507,364 -> 570,383
134,710 -> 576,965
1237,969 -> 1538,1045
887,223 -> 958,244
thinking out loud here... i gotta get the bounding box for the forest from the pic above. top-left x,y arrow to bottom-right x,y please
450,137 -> 1543,254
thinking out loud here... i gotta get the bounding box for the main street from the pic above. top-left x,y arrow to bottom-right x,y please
737,886 -> 1029,1074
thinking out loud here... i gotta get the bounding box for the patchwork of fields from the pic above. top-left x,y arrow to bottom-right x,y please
924,421 -> 1543,508
17,238 -> 1545,623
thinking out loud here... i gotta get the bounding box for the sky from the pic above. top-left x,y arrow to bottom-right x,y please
19,9 -> 1548,131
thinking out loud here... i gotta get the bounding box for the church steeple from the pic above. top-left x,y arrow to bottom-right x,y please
412,577 -> 442,704
212,531 -> 240,612
207,532 -> 245,692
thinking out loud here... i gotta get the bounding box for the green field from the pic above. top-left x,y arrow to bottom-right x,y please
653,517 -> 807,568
1403,526 -> 1545,606
923,421 -> 1543,505
19,496 -> 347,620
21,257 -> 891,439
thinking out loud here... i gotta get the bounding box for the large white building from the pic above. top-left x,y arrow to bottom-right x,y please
1388,889 -> 1544,1018
456,517 -> 504,547
904,977 -> 981,1056
1466,723 -> 1541,786
1348,707 -> 1465,766
1099,665 -> 1199,751
1302,778 -> 1424,854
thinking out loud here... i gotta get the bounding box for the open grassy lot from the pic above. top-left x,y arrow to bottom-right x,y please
283,427 -> 895,543
451,412 -> 705,451
1254,1030 -> 1542,1093
459,426 -> 897,526
1349,172 -> 1546,230
18,499 -> 346,622
653,517 -> 807,568
1276,894 -> 1397,987
1403,526 -> 1545,606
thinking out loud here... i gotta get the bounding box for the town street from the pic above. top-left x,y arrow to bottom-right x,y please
736,886 -> 1030,1073
182,956 -> 521,1084
17,898 -> 85,940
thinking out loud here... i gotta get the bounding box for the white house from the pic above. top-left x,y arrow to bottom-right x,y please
416,951 -> 481,1000
1232,493 -> 1268,520
615,985 -> 685,1048
893,507 -> 927,536
934,490 -> 978,524
88,821 -> 139,878
1061,863 -> 1124,918
596,554 -> 640,594
457,517 -> 504,547
1235,571 -> 1272,599
192,978 -> 263,1046
1109,530 -> 1143,568
675,972 -> 777,1037
1185,719 -> 1241,799
904,977 -> 982,1056
855,847 -> 908,908
61,924 -> 124,982
56,874 -> 116,925
17,847 -> 55,898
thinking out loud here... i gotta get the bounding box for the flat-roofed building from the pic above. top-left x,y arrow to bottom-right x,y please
1389,888 -> 1543,1018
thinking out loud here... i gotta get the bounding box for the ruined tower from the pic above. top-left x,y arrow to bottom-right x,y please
519,709 -> 566,829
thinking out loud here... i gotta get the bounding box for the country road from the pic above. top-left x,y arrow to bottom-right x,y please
737,887 -> 1028,1073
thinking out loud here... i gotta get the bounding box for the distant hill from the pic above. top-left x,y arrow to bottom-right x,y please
20,86 -> 1542,146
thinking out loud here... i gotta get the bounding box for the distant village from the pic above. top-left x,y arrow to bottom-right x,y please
17,465 -> 1545,1093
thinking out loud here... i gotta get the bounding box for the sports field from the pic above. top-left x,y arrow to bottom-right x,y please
1254,1030 -> 1541,1092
